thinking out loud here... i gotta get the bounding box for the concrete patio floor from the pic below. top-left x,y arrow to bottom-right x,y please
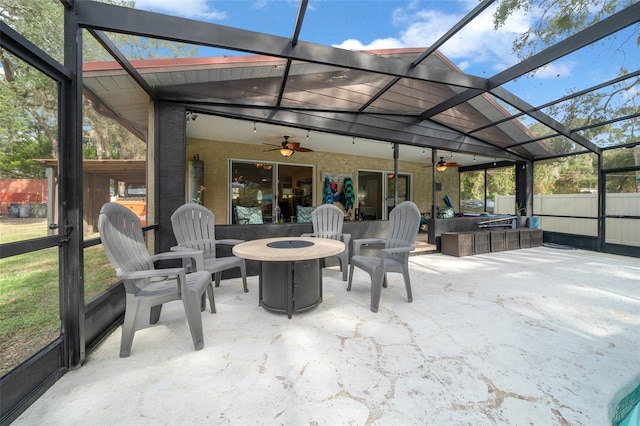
15,247 -> 640,425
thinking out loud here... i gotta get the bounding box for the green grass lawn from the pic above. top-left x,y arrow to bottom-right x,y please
1,218 -> 117,376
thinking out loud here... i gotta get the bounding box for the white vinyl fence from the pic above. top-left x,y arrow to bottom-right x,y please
494,193 -> 640,247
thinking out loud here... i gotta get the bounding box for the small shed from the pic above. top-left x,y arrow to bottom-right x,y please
36,159 -> 146,233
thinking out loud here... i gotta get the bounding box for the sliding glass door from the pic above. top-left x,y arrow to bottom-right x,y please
230,160 -> 313,223
357,170 -> 411,220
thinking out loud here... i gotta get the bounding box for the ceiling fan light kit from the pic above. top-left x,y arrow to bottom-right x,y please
279,148 -> 294,157
263,135 -> 313,157
435,156 -> 462,171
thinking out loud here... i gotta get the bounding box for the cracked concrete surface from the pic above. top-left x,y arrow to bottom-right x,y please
14,247 -> 640,425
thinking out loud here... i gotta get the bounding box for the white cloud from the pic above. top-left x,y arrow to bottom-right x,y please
621,85 -> 639,102
532,61 -> 576,79
333,1 -> 545,76
133,0 -> 226,21
333,37 -> 403,51
457,60 -> 471,72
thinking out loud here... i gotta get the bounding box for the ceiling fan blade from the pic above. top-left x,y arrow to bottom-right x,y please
283,141 -> 314,152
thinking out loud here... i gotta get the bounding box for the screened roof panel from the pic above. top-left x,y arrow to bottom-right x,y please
435,0 -> 635,81
466,93 -> 521,125
82,30 -> 149,139
431,111 -> 518,148
465,106 -> 560,145
296,1 -> 476,48
429,93 -> 535,148
281,82 -> 372,111
365,78 -> 456,114
602,144 -> 640,169
539,74 -> 640,137
158,77 -> 281,105
576,120 -> 640,148
490,97 -> 524,118
71,0 -> 640,164
140,60 -> 287,89
280,63 -> 392,110
532,134 -> 590,157
2,1 -> 65,64
499,25 -> 639,110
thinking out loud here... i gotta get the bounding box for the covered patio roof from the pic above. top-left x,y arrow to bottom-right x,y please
76,0 -> 640,165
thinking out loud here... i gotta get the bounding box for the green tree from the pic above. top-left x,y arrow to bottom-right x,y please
0,0 -> 197,179
494,0 -> 639,149
494,0 -> 639,193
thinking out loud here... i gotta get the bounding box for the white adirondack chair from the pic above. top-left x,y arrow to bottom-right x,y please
301,204 -> 351,281
98,202 -> 214,357
348,201 -> 420,312
171,203 -> 248,292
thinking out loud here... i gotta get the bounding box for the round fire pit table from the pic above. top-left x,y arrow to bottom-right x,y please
233,237 -> 345,318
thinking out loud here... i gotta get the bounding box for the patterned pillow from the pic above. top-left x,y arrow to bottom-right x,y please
437,206 -> 456,219
296,205 -> 316,223
235,206 -> 263,224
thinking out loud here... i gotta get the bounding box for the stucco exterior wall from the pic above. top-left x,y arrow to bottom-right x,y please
187,138 -> 458,224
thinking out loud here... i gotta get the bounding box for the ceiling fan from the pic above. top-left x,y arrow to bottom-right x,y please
425,157 -> 463,171
263,135 -> 314,157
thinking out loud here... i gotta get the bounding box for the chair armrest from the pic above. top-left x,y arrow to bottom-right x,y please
216,238 -> 244,246
376,246 -> 414,268
380,246 -> 414,257
152,250 -> 204,272
118,267 -> 184,281
352,238 -> 385,255
341,233 -> 351,247
300,232 -> 315,238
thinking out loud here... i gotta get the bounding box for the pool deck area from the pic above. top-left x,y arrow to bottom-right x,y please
14,247 -> 640,425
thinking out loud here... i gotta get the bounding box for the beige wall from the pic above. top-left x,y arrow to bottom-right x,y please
187,138 -> 458,224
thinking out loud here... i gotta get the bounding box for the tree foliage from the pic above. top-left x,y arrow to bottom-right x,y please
493,0 -> 637,59
493,0 -> 639,149
491,0 -> 639,194
0,0 -> 196,178
1,0 -> 62,178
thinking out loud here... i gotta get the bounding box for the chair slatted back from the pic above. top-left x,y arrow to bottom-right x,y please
171,204 -> 217,259
386,201 -> 421,259
312,204 -> 344,240
98,202 -> 154,274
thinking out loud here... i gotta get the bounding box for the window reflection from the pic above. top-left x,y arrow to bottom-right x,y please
230,161 -> 314,223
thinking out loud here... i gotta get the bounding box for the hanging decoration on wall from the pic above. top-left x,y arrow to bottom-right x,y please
343,177 -> 355,211
322,175 -> 333,204
321,172 -> 355,212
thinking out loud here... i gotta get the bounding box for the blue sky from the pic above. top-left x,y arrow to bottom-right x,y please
130,0 -> 638,111
133,0 -> 533,75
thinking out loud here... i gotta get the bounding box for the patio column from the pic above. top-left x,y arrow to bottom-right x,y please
155,102 -> 187,253
515,160 -> 533,220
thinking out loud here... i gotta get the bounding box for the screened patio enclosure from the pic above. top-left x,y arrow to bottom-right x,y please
1,0 -> 639,423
